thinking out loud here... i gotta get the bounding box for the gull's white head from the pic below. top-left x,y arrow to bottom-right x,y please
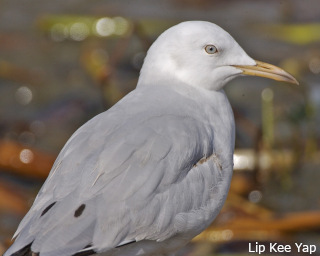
138,21 -> 298,90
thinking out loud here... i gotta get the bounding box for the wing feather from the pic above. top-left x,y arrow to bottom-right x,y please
6,86 -> 234,256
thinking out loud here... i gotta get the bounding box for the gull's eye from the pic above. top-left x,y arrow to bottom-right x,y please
205,45 -> 218,54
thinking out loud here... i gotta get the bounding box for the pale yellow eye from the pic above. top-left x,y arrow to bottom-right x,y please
205,45 -> 217,54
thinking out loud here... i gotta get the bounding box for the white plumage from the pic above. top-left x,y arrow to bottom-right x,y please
4,21 -> 297,256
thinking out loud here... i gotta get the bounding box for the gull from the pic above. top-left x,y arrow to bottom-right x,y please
4,21 -> 298,256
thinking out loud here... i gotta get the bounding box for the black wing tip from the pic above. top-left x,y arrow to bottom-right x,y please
71,240 -> 137,256
72,245 -> 96,256
6,242 -> 39,256
71,250 -> 96,256
6,239 -> 136,256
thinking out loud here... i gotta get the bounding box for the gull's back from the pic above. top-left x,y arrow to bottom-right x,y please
4,82 -> 235,256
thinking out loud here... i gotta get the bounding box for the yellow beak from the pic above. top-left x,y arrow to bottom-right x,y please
233,60 -> 299,85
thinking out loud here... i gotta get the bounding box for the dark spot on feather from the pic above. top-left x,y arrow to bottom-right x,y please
74,204 -> 86,217
10,242 -> 33,256
41,202 -> 56,217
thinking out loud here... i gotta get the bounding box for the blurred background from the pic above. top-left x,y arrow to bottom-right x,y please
0,0 -> 319,255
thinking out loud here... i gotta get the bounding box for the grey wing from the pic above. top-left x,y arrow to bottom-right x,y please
5,96 -> 232,256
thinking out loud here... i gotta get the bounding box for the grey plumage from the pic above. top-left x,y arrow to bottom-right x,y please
6,20 -> 296,256
5,83 -> 234,256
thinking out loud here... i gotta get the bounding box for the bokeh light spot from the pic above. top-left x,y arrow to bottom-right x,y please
113,16 -> 130,36
95,17 -> 115,37
19,149 -> 34,164
248,190 -> 262,203
222,229 -> 233,240
15,86 -> 33,105
70,22 -> 89,41
309,57 -> 320,74
234,153 -> 254,170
